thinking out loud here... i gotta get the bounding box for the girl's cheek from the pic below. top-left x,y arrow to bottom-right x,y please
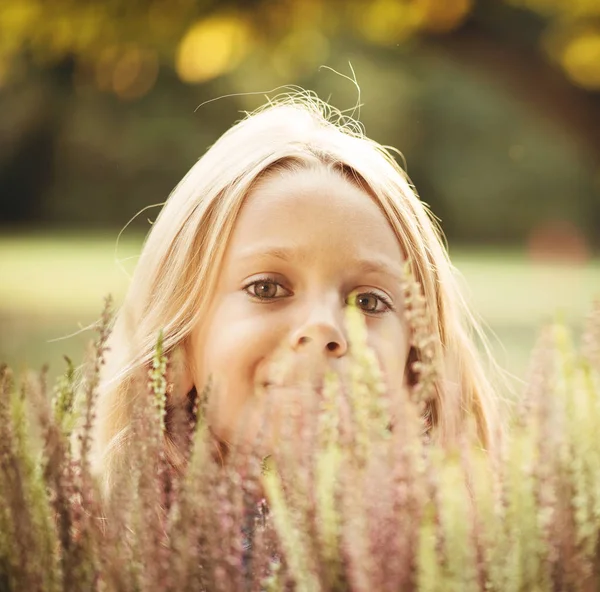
199,312 -> 287,398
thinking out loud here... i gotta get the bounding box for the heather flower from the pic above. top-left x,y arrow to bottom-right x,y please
0,369 -> 61,591
344,304 -> 389,467
400,260 -> 438,409
52,356 -> 76,441
2,291 -> 600,590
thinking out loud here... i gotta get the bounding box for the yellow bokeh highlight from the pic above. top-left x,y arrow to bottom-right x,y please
352,0 -> 421,46
175,14 -> 251,84
561,32 -> 600,90
351,0 -> 474,43
416,0 -> 473,33
0,0 -> 42,54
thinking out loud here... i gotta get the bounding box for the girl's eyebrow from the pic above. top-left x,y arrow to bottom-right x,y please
237,245 -> 307,264
235,245 -> 405,282
357,259 -> 404,283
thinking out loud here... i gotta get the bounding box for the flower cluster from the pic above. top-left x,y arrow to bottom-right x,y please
0,295 -> 599,591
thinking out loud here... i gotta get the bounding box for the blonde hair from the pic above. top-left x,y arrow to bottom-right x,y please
91,92 -> 507,495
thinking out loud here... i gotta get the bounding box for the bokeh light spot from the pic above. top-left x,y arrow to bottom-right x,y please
176,14 -> 251,84
0,0 -> 42,55
112,47 -> 159,100
353,0 -> 420,46
561,32 -> 600,90
416,0 -> 473,33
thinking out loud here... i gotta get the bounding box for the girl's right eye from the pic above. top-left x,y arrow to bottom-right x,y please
243,279 -> 290,300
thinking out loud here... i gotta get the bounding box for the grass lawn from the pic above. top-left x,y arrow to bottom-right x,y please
1,232 -> 598,386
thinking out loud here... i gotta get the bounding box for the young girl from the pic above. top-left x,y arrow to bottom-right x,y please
91,93 -> 505,496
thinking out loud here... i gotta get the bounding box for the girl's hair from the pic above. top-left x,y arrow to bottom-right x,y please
91,92 -> 507,496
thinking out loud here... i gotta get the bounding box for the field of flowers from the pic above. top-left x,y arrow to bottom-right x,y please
0,265 -> 599,590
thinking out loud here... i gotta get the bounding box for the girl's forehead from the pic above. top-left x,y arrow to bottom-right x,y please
224,167 -> 404,266
243,166 -> 380,219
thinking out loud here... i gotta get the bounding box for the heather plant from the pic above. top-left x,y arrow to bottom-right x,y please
1,291 -> 600,591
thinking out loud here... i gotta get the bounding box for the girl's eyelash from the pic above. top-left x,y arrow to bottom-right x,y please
349,291 -> 395,315
370,291 -> 394,310
377,292 -> 395,311
242,276 -> 289,300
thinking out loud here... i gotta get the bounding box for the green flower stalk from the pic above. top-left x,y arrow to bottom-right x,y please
344,303 -> 388,467
148,330 -> 168,439
262,468 -> 321,592
315,372 -> 343,585
436,449 -> 478,592
51,356 -> 76,442
416,499 -> 442,592
0,370 -> 61,591
400,261 -> 438,408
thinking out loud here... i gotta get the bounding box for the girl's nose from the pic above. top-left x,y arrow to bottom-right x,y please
290,312 -> 348,358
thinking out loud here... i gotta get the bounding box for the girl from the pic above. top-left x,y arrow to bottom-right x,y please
91,92 -> 505,497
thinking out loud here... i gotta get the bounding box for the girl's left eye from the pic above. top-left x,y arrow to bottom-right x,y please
243,279 -> 289,300
349,291 -> 393,315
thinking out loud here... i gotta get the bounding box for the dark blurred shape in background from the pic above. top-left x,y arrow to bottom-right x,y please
0,0 -> 599,378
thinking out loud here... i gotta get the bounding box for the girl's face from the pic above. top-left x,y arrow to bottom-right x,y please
187,165 -> 410,449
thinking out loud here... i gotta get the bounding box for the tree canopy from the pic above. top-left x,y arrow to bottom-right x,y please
1,0 -> 599,99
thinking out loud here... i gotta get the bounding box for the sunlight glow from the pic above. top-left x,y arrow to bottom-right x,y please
353,0 -> 420,45
561,32 -> 600,90
175,14 -> 251,84
417,0 -> 473,33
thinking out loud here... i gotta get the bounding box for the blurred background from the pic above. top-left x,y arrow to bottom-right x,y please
0,0 -> 599,386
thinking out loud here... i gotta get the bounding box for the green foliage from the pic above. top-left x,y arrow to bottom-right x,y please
0,296 -> 599,590
1,0 -> 598,89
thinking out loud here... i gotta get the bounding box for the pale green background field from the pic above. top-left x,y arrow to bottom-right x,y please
1,233 -> 599,389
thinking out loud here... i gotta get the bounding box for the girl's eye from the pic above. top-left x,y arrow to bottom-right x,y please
350,291 -> 393,315
244,279 -> 289,300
